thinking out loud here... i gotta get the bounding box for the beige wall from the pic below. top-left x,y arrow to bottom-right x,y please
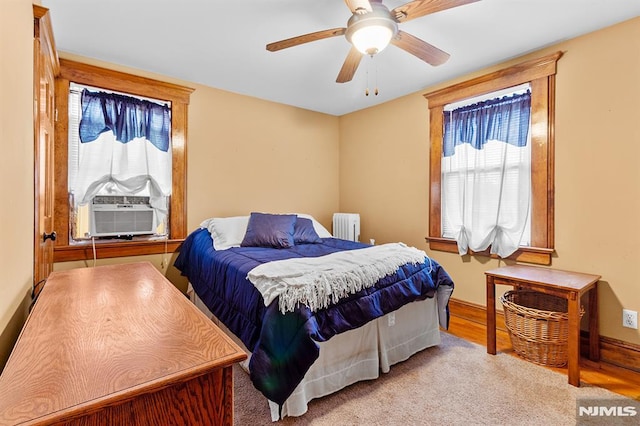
186,83 -> 340,229
339,17 -> 640,345
0,0 -> 36,367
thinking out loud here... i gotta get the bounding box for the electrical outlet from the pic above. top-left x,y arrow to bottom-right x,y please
622,309 -> 638,329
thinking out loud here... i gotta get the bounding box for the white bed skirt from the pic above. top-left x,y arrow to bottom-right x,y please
187,284 -> 441,421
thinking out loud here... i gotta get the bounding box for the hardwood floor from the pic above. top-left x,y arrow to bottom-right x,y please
446,315 -> 640,401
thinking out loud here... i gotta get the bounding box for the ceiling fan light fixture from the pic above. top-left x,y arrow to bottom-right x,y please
345,3 -> 398,56
351,24 -> 394,55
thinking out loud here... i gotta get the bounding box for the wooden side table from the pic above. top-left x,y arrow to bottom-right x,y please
485,265 -> 600,387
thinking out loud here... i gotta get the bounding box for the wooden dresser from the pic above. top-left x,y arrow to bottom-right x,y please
0,262 -> 246,425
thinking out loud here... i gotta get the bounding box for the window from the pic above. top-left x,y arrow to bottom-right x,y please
442,86 -> 532,257
53,59 -> 193,262
424,52 -> 562,265
67,85 -> 172,241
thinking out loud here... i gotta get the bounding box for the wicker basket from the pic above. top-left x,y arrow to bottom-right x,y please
500,290 -> 584,367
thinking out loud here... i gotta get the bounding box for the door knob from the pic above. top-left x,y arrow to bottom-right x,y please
43,231 -> 57,242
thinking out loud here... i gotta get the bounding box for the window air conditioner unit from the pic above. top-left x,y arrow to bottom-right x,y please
89,195 -> 155,237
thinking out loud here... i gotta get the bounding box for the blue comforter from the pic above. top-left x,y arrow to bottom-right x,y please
174,227 -> 454,407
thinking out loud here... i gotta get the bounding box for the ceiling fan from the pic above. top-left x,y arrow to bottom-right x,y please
266,0 -> 481,83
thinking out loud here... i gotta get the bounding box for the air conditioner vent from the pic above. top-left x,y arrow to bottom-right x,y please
89,196 -> 155,237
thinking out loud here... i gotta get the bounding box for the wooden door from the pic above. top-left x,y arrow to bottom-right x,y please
33,6 -> 59,296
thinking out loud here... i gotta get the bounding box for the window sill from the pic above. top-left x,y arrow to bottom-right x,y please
425,237 -> 554,265
53,239 -> 184,262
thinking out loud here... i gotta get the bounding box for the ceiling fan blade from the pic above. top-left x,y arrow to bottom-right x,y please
391,30 -> 450,66
392,0 -> 481,23
266,28 -> 346,52
336,46 -> 364,83
344,0 -> 372,14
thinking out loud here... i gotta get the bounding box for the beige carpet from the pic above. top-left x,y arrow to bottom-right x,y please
234,332 -> 636,425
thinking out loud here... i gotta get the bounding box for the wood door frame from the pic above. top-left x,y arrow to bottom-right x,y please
33,5 -> 59,296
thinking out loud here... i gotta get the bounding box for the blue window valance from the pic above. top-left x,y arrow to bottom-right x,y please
443,90 -> 531,157
79,89 -> 171,152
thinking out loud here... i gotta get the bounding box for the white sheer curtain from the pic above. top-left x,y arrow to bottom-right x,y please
442,139 -> 531,257
73,132 -> 172,207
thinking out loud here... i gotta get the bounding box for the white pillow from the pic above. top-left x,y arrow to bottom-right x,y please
200,216 -> 249,250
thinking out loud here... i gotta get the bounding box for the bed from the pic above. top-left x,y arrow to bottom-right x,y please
174,213 -> 454,421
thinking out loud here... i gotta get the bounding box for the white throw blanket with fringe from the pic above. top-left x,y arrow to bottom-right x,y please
247,243 -> 429,313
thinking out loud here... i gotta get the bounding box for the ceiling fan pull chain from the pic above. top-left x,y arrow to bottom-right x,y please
365,58 -> 370,96
375,60 -> 379,96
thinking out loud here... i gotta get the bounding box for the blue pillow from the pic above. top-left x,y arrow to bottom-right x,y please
293,217 -> 321,244
241,212 -> 297,249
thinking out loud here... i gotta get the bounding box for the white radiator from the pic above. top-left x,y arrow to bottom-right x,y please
332,213 -> 360,242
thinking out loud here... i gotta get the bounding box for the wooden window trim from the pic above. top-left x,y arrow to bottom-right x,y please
53,59 -> 194,262
423,51 -> 562,266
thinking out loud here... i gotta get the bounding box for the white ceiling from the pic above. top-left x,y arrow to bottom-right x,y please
42,0 -> 639,116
